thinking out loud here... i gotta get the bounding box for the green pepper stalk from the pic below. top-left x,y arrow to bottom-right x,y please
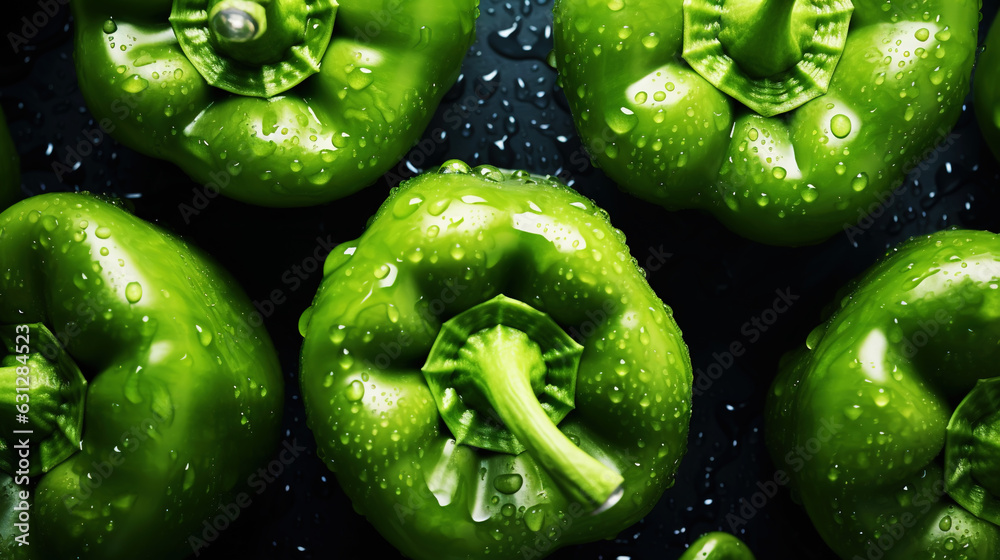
0,325 -> 87,477
171,0 -> 330,96
553,0 -> 979,245
300,160 -> 692,560
422,296 -> 624,509
71,0 -> 478,207
718,0 -> 809,79
0,193 -> 283,559
767,229 -> 1000,559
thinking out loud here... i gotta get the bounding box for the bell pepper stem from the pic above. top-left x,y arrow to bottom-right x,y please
0,324 -> 87,476
0,365 -> 28,425
945,376 -> 1000,525
719,0 -> 805,77
463,326 -> 624,509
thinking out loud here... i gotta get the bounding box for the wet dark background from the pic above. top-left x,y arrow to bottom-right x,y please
1,1 -> 998,558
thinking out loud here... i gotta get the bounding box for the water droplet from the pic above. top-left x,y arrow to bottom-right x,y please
330,325 -> 347,344
609,387 -> 624,403
95,226 -> 111,239
393,196 -> 423,218
346,66 -> 375,90
298,306 -> 313,337
851,173 -> 869,192
122,75 -> 149,93
772,167 -> 787,180
41,215 -> 58,232
183,466 -> 196,490
345,380 -> 365,402
939,515 -> 952,531
195,325 -> 212,346
338,353 -> 354,370
125,282 -> 142,303
831,114 -> 852,138
915,28 -> 930,42
606,107 -> 638,134
801,185 -> 819,203
111,493 -> 136,511
103,19 -> 118,34
427,198 -> 451,216
524,506 -> 545,531
493,473 -> 524,494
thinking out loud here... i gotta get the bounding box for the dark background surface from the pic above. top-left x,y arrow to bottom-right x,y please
1,1 -> 998,558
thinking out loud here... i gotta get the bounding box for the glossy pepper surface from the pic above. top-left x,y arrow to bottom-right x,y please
0,193 -> 283,558
976,12 -> 1000,162
553,0 -> 979,246
678,532 -> 756,560
767,229 -> 1000,559
71,0 -> 478,207
299,160 -> 692,559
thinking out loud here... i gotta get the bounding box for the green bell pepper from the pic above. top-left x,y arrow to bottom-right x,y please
679,532 -> 756,560
0,109 -> 19,210
766,229 -> 1000,559
976,12 -> 1000,162
71,0 -> 478,207
299,160 -> 692,559
0,193 -> 283,558
553,0 -> 979,246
